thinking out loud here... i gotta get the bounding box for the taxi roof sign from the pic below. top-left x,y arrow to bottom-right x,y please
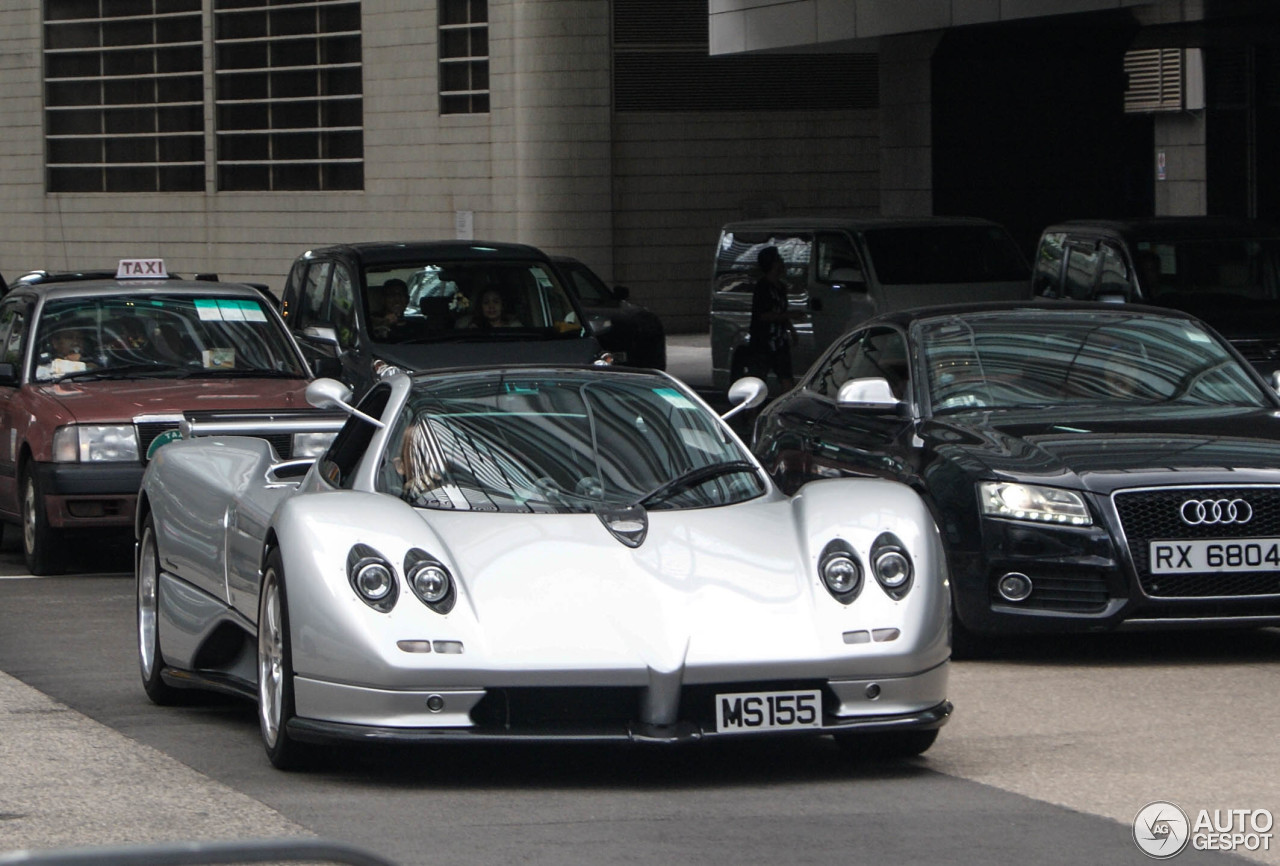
116,258 -> 168,279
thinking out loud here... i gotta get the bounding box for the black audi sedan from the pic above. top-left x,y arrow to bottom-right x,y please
751,301 -> 1280,643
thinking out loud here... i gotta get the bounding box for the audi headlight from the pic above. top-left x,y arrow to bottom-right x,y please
347,544 -> 398,612
405,548 -> 456,614
818,540 -> 863,604
870,532 -> 913,600
979,481 -> 1091,526
52,425 -> 139,463
291,431 -> 336,458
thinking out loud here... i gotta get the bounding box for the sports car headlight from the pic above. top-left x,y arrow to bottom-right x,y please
979,481 -> 1092,526
291,431 -> 336,458
405,548 -> 456,614
870,532 -> 913,600
52,425 -> 139,463
347,544 -> 398,612
818,540 -> 863,605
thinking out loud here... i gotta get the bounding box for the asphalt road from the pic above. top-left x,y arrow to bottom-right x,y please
1,337 -> 1278,866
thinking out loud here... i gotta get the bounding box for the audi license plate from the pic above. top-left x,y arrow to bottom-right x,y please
715,689 -> 822,733
1150,538 -> 1280,574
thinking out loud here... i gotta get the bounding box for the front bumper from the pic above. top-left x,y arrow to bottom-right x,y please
953,517 -> 1280,635
286,661 -> 950,745
33,461 -> 142,529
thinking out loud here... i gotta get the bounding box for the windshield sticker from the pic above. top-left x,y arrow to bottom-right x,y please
1185,329 -> 1211,344
654,387 -> 696,410
193,299 -> 267,322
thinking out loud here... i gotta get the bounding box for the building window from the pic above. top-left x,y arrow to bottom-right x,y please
214,0 -> 364,191
43,1 -> 206,193
439,0 -> 488,115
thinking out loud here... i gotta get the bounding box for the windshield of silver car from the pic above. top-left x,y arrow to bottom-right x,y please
33,295 -> 308,382
379,374 -> 764,513
921,312 -> 1270,412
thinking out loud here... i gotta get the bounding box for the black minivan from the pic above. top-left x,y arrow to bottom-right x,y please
279,241 -> 604,395
1032,217 -> 1280,378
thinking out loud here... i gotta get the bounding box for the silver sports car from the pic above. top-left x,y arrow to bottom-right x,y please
135,366 -> 951,769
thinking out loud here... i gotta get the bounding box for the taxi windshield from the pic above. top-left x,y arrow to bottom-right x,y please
378,373 -> 764,513
33,295 -> 308,382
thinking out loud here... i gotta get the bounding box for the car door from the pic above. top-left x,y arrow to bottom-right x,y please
809,231 -> 872,366
798,326 -> 918,487
0,295 -> 33,518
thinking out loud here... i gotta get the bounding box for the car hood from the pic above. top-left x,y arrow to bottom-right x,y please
924,404 -> 1280,493
395,488 -> 940,678
32,378 -> 310,423
371,335 -> 601,371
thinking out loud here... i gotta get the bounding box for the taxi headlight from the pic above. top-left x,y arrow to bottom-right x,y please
291,431 -> 336,458
52,425 -> 139,463
978,481 -> 1092,526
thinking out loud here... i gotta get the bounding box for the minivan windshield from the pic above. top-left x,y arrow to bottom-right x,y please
363,260 -> 586,344
864,226 -> 1030,284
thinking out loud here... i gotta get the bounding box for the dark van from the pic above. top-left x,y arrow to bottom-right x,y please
1032,217 -> 1280,377
710,217 -> 1029,390
280,241 -> 604,395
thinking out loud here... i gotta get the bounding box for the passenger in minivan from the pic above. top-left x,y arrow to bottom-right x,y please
748,246 -> 798,391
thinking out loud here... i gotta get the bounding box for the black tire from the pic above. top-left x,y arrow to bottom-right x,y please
136,515 -> 182,705
834,728 -> 939,761
257,549 -> 311,770
949,609 -> 992,661
21,467 -> 63,575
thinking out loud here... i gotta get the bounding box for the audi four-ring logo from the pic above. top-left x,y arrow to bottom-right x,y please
1180,498 -> 1253,525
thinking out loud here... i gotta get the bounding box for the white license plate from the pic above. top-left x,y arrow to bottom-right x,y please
1149,538 -> 1280,574
715,689 -> 822,733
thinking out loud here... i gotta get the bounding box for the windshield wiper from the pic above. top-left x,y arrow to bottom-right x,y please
637,460 -> 758,508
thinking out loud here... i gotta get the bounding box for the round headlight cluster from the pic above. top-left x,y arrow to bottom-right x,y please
406,549 -> 456,614
346,544 -> 398,612
819,541 -> 863,604
871,533 -> 914,600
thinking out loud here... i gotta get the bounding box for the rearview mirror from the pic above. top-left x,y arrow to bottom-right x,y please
836,377 -> 903,412
721,376 -> 768,421
828,267 -> 867,291
305,378 -> 385,428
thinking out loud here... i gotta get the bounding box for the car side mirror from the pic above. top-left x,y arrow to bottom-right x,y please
311,356 -> 344,379
0,362 -> 16,386
613,285 -> 631,301
302,325 -> 340,347
827,267 -> 867,291
304,377 -> 385,428
836,377 -> 904,413
721,376 -> 768,421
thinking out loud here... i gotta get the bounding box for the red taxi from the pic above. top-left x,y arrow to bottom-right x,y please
0,260 -> 325,573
